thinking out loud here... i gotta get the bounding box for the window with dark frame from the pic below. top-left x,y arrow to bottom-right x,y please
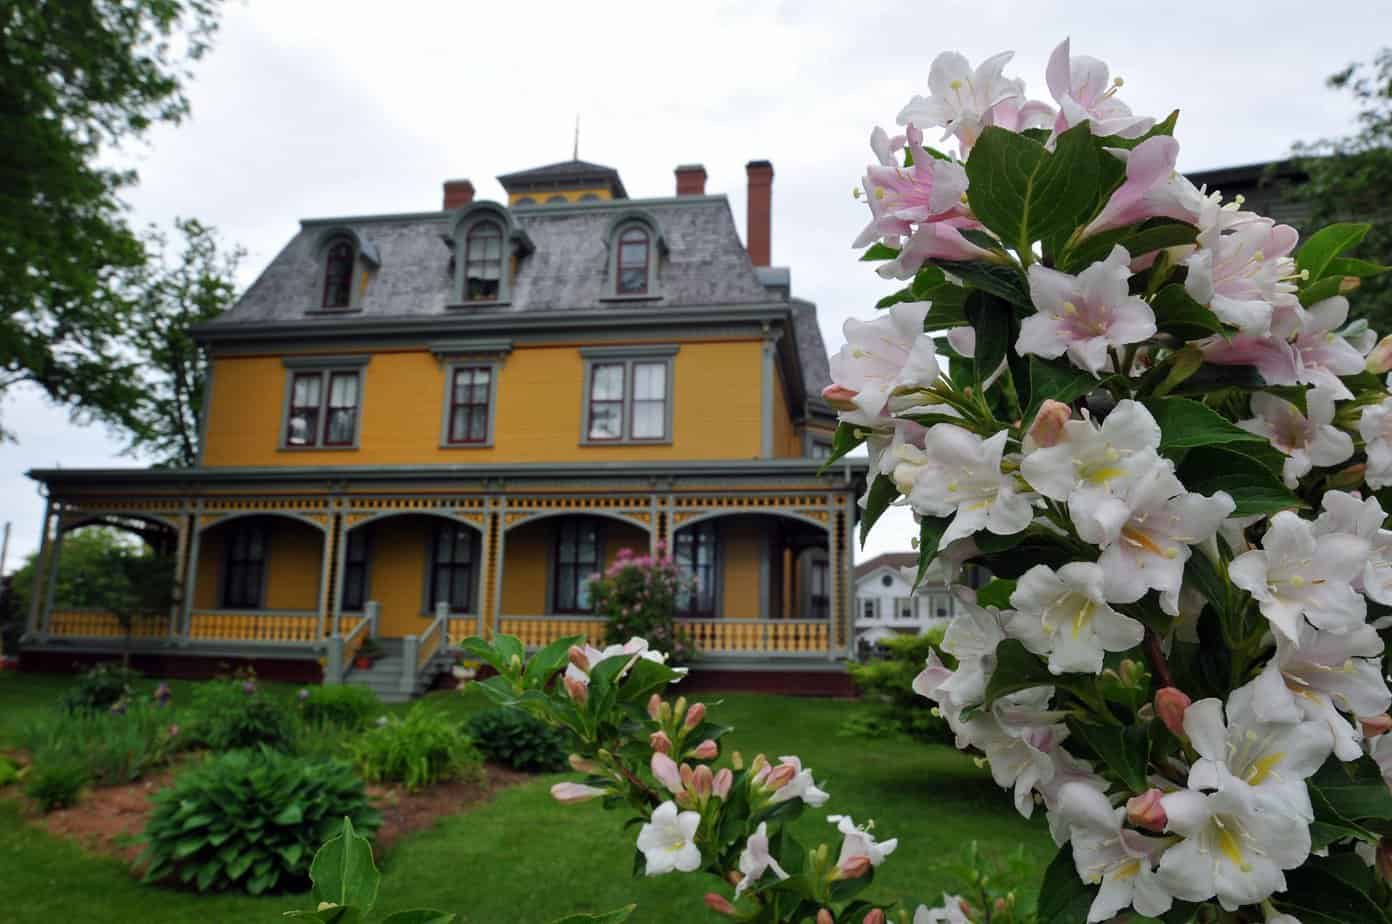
861,598 -> 877,621
322,237 -> 355,308
429,523 -> 477,612
553,519 -> 601,613
341,529 -> 369,611
464,222 -> 503,301
447,366 -> 492,444
585,358 -> 668,442
616,226 -> 650,295
284,369 -> 361,448
675,523 -> 717,617
809,559 -> 830,620
222,522 -> 267,609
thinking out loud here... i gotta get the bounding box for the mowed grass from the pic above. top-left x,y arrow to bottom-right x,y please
0,670 -> 1054,923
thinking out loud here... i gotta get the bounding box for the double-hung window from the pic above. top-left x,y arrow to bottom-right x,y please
429,523 -> 477,613
809,559 -> 830,620
446,366 -> 493,445
581,347 -> 676,444
675,522 -> 718,617
222,522 -> 267,609
554,519 -> 601,613
340,530 -> 369,611
282,357 -> 369,449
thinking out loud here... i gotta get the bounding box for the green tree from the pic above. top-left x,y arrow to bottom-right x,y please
121,218 -> 243,466
0,0 -> 224,442
1290,48 -> 1392,328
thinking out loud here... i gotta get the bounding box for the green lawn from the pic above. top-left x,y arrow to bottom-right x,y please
0,670 -> 1054,923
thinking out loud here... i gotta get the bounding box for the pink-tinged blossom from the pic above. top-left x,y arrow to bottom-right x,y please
829,814 -> 899,867
875,217 -> 996,280
651,752 -> 683,795
1237,388 -> 1354,488
896,50 -> 1041,152
1293,296 -> 1366,399
1228,510 -> 1368,641
914,897 -> 973,924
1361,398 -> 1392,490
1155,687 -> 1192,739
550,782 -> 607,804
636,801 -> 702,875
1198,333 -> 1301,387
735,822 -> 789,897
1185,217 -> 1302,335
1056,782 -> 1174,922
1018,245 -> 1156,375
1007,562 -> 1145,675
828,301 -> 942,427
1085,136 -> 1201,235
901,426 -> 1036,548
854,129 -> 970,249
1045,39 -> 1153,139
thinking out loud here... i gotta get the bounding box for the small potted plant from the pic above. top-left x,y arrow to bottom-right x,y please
354,638 -> 383,670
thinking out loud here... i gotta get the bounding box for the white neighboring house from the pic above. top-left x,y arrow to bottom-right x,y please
853,552 -> 959,655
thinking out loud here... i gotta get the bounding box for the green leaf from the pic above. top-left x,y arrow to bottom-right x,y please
1066,719 -> 1149,793
975,578 -> 1017,610
380,912 -> 458,924
547,906 -> 638,924
1328,256 -> 1392,278
524,634 -> 586,687
1144,397 -> 1263,452
1023,356 -> 1097,425
859,475 -> 899,546
937,260 -> 1033,309
1064,218 -> 1198,274
912,515 -> 953,588
1034,846 -> 1096,924
859,242 -> 900,262
1177,446 -> 1302,516
965,290 -> 1013,393
1273,855 -> 1392,924
965,123 -> 1102,255
983,639 -> 1055,707
273,803 -> 305,825
1297,222 -> 1371,283
819,421 -> 866,472
1149,284 -> 1225,340
1310,755 -> 1392,825
310,817 -> 380,915
1299,274 -> 1348,307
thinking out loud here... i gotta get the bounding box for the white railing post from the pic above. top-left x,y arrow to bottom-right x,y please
401,634 -> 419,695
364,601 -> 379,638
325,636 -> 344,685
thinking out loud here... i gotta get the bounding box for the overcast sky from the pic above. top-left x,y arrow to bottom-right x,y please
2,0 -> 1387,571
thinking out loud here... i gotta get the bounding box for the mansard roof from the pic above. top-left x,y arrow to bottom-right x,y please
497,158 -> 628,198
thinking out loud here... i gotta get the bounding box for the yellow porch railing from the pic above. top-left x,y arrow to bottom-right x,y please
188,611 -> 319,643
48,610 -> 167,639
447,616 -> 482,644
497,616 -> 607,649
677,618 -> 829,655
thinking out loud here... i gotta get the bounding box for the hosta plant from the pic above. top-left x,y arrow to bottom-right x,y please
140,747 -> 379,894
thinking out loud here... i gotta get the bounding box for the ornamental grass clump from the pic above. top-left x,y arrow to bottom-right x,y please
348,705 -> 481,792
20,699 -> 181,789
298,684 -> 381,730
140,747 -> 379,895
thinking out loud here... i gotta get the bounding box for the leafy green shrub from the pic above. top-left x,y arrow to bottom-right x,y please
25,755 -> 87,811
141,747 -> 379,894
466,706 -> 570,772
188,673 -> 298,752
349,706 -> 481,791
62,661 -> 140,713
0,754 -> 22,787
298,685 -> 380,730
847,627 -> 953,742
20,700 -> 180,787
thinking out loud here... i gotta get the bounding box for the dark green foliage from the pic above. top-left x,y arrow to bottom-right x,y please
141,748 -> 379,895
25,754 -> 88,811
349,706 -> 482,792
467,706 -> 571,772
188,674 -> 299,752
21,700 -> 180,788
846,629 -> 951,742
0,0 -> 224,442
61,660 -> 141,713
300,685 -> 382,730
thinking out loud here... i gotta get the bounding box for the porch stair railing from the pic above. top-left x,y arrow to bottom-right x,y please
325,602 -> 378,684
401,602 -> 450,696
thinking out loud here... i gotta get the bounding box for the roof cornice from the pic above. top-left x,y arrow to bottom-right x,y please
293,195 -> 731,230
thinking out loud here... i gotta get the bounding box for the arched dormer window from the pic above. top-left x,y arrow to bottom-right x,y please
464,221 -> 503,302
616,227 -> 651,295
321,236 -> 356,308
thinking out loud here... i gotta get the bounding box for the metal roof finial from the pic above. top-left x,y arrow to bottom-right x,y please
572,114 -> 580,161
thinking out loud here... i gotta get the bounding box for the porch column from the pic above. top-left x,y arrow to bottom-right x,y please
490,499 -> 508,639
330,510 -> 350,639
24,498 -> 54,638
781,546 -> 793,620
168,513 -> 193,639
477,504 -> 498,639
318,510 -> 342,640
179,518 -> 203,642
841,496 -> 855,659
826,497 -> 842,659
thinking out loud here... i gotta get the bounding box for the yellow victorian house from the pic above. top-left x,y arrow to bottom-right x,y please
21,159 -> 866,698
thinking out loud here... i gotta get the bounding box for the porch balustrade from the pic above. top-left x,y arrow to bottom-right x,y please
47,609 -> 167,640
187,610 -> 320,643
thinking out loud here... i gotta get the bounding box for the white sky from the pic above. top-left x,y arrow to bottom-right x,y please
1,0 -> 1386,571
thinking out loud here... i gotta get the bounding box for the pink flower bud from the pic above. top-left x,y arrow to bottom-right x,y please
1028,399 -> 1073,449
1363,715 -> 1392,738
822,383 -> 860,411
1155,687 -> 1192,739
651,753 -> 683,794
1126,789 -> 1168,832
568,754 -> 600,773
567,645 -> 590,672
839,855 -> 872,879
564,675 -> 588,704
679,762 -> 696,791
816,910 -> 834,924
647,693 -> 663,720
650,730 -> 673,754
684,702 -> 707,730
1331,462 -> 1369,490
690,739 -> 719,761
1369,336 -> 1392,374
713,768 -> 733,800
993,898 -> 1008,915
704,893 -> 736,916
550,782 -> 606,804
692,764 -> 714,798
765,764 -> 796,790
862,910 -> 885,924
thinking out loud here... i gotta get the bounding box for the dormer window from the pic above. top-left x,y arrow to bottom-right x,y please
321,237 -> 355,308
464,221 -> 503,301
616,227 -> 651,295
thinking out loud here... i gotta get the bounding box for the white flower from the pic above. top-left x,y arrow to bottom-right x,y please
955,686 -> 1070,817
914,896 -> 972,924
829,301 -> 942,426
1018,245 -> 1156,375
1020,399 -> 1164,541
1360,398 -> 1392,490
1184,217 -> 1301,335
1045,39 -> 1154,139
1036,747 -> 1108,846
1313,491 -> 1392,606
934,598 -> 1010,707
1056,782 -> 1173,922
636,800 -> 702,875
1184,683 -> 1333,817
1094,466 -> 1234,614
829,814 -> 898,867
564,636 -> 670,686
1007,562 -> 1145,674
734,822 -> 788,897
1157,769 -> 1312,911
767,755 -> 830,807
1237,389 -> 1353,488
1293,297 -> 1366,399
1229,511 -> 1368,641
897,50 -> 1025,150
1251,622 -> 1389,761
903,425 -> 1035,548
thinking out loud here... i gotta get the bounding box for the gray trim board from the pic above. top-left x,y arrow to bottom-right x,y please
282,355 -> 373,370
579,344 -> 679,359
195,350 -> 214,466
428,338 -> 513,358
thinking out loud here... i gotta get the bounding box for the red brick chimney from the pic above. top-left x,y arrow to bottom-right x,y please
745,160 -> 773,267
675,164 -> 707,196
443,178 -> 475,209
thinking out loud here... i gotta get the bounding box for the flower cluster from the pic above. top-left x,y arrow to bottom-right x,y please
588,544 -> 695,664
834,38 -> 1392,923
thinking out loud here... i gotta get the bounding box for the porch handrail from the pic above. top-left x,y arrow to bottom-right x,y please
402,602 -> 449,695
327,602 -> 377,683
